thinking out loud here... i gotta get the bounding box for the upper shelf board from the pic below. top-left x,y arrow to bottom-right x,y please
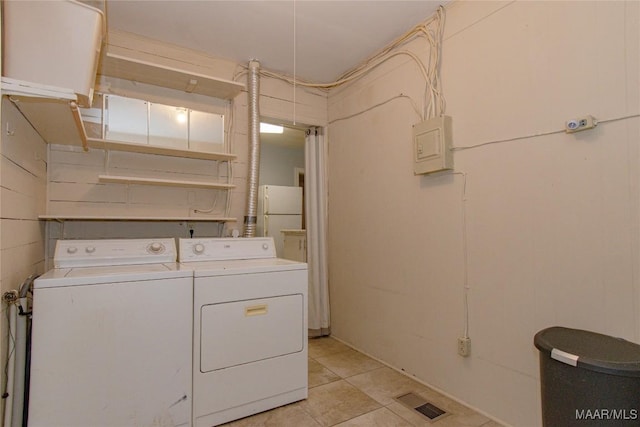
39,215 -> 237,222
101,52 -> 245,100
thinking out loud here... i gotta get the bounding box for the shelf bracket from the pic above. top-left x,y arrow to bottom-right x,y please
69,101 -> 89,152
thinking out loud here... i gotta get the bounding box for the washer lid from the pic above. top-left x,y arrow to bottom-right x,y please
35,262 -> 191,288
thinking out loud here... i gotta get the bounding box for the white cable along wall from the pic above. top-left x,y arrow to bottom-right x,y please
256,6 -> 447,123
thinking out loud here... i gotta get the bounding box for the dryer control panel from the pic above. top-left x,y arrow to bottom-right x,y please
179,237 -> 276,262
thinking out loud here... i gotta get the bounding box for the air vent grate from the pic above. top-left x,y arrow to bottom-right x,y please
395,392 -> 448,422
415,402 -> 446,419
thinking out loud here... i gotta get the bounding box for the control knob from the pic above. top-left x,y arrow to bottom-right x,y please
85,246 -> 96,254
193,243 -> 205,254
148,242 -> 165,253
66,247 -> 78,254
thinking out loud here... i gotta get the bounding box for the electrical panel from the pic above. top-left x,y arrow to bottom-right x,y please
413,115 -> 453,175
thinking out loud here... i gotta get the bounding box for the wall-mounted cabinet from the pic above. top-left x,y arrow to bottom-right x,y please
1,0 -> 104,150
2,0 -> 105,108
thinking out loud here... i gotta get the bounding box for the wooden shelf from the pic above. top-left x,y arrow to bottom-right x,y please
39,215 -> 237,222
87,138 -> 236,161
98,174 -> 235,190
2,77 -> 89,150
101,51 -> 245,100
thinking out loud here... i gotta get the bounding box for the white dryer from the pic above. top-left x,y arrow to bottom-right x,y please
29,239 -> 193,427
179,237 -> 308,427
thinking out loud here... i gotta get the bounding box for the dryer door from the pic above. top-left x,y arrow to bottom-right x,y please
200,293 -> 304,372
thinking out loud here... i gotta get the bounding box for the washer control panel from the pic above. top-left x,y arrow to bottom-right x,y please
54,238 -> 176,268
178,237 -> 276,262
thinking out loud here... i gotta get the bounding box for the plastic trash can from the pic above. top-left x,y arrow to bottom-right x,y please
534,327 -> 640,426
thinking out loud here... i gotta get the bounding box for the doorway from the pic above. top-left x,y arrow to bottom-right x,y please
258,119 -> 330,336
258,120 -> 306,257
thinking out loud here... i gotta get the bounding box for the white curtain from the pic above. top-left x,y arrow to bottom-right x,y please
305,127 -> 330,337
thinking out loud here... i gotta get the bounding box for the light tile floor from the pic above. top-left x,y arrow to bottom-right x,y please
224,337 -> 505,427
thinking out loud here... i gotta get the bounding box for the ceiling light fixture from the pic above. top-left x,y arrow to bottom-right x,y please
176,108 -> 187,124
260,122 -> 284,134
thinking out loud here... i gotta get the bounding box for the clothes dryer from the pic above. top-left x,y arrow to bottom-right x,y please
179,237 -> 308,427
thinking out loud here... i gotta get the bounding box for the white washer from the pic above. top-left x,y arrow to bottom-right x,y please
29,239 -> 193,427
179,237 -> 308,427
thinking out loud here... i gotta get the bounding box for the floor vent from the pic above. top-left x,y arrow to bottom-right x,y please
415,402 -> 446,419
395,392 -> 448,422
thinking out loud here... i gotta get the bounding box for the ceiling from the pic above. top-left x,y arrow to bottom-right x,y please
105,0 -> 444,84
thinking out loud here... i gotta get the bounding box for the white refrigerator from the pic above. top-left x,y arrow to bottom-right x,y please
257,185 -> 303,258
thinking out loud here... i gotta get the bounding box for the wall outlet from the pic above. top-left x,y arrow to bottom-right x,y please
458,337 -> 471,357
565,115 -> 597,133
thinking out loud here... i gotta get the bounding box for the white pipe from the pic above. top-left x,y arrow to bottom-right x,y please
243,60 -> 261,237
11,297 -> 28,427
4,303 -> 17,427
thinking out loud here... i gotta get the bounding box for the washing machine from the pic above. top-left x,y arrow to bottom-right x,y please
179,237 -> 308,427
29,238 -> 193,427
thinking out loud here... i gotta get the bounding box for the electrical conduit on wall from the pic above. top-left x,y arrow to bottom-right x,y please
244,60 -> 261,237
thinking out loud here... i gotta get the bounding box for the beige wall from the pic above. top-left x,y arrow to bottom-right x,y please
0,96 -> 47,301
327,1 -> 640,425
0,98 -> 48,420
260,143 -> 305,187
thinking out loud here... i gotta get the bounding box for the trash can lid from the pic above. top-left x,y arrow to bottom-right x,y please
534,326 -> 640,377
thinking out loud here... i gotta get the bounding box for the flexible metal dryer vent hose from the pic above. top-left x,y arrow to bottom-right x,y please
243,60 -> 261,237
